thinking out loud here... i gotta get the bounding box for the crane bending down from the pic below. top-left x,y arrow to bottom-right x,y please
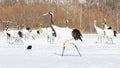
43,12 -> 82,56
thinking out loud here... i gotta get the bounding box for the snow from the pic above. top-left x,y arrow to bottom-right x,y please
0,31 -> 120,68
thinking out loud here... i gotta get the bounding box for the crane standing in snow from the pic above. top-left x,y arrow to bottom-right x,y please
43,12 -> 82,56
94,20 -> 105,43
102,19 -> 117,43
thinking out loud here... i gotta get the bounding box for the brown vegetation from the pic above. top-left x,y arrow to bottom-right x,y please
0,0 -> 120,33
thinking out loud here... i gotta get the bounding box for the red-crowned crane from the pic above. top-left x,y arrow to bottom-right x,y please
102,19 -> 117,43
43,12 -> 82,56
94,20 -> 105,43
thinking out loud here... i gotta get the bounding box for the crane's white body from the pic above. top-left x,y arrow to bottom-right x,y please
103,23 -> 116,43
52,25 -> 73,41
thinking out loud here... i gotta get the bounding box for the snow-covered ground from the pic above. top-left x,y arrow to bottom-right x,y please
0,32 -> 120,68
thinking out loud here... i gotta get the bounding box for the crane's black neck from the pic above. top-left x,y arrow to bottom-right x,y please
49,12 -> 56,37
49,13 -> 54,25
50,25 -> 56,37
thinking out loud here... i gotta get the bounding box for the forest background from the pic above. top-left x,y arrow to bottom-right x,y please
0,0 -> 119,33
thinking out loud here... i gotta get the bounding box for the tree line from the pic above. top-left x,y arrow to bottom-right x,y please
0,0 -> 119,33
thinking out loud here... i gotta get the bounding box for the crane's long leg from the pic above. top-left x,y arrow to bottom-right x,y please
18,38 -> 24,45
97,36 -> 99,43
72,43 -> 82,56
100,37 -> 102,43
111,38 -> 113,44
32,36 -> 35,40
11,38 -> 17,45
62,42 -> 66,56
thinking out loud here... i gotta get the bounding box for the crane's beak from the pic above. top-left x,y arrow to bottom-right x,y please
42,13 -> 49,16
103,18 -> 106,22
